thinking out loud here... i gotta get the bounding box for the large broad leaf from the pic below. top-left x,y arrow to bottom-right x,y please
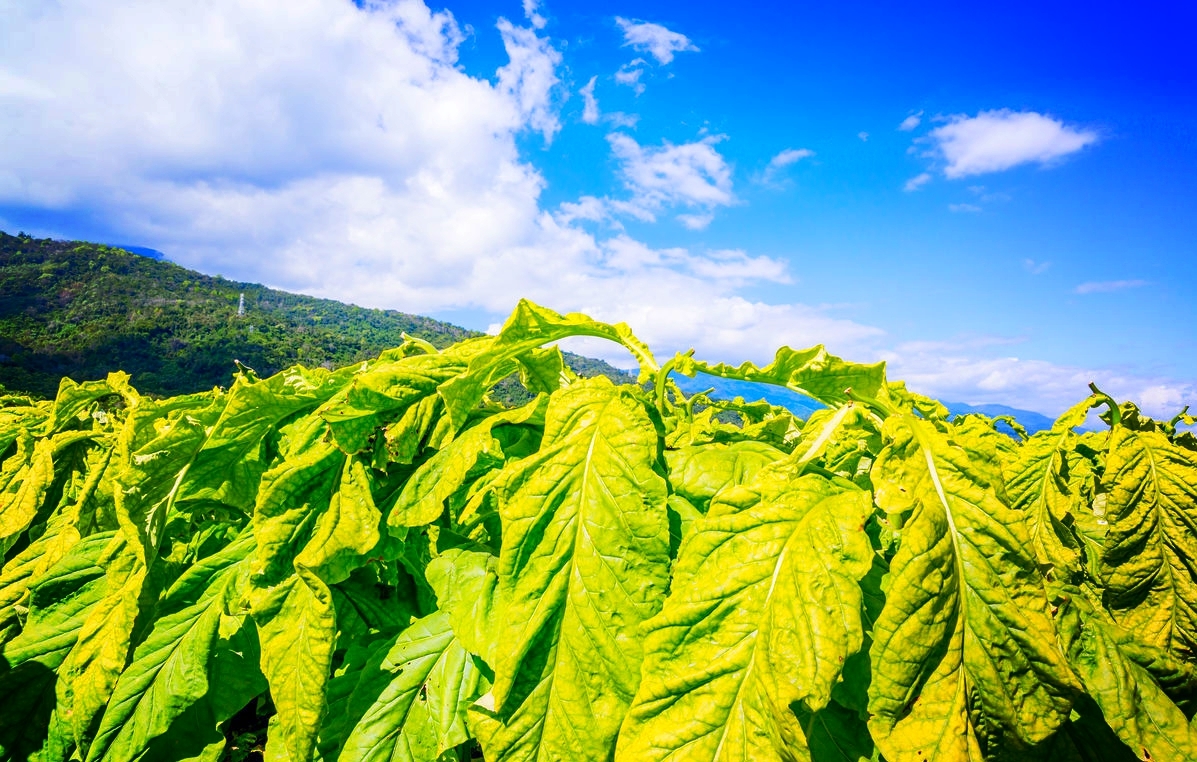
317,352 -> 470,455
57,535 -> 150,747
426,549 -> 501,666
1099,421 -> 1197,656
255,572 -> 337,762
339,610 -> 487,762
1061,598 -> 1197,762
616,468 -> 873,762
673,345 -> 887,408
0,430 -> 96,548
0,531 -> 113,762
112,392 -> 228,563
252,438 -> 381,762
1005,398 -> 1100,580
390,397 -> 547,529
84,534 -> 256,762
867,414 -> 1080,761
664,440 -> 785,513
436,300 -> 659,435
468,376 -> 671,762
179,365 -> 353,509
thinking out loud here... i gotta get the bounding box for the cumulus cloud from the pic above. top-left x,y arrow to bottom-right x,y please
1074,279 -> 1149,294
522,0 -> 547,29
615,17 -> 698,65
496,18 -> 563,142
927,109 -> 1099,178
614,59 -> 647,95
579,76 -> 599,124
759,148 -> 814,186
904,172 -> 932,192
606,133 -> 735,225
898,112 -> 922,131
858,131 -> 869,142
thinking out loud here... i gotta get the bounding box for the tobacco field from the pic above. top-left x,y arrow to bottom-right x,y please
1,300 -> 1195,762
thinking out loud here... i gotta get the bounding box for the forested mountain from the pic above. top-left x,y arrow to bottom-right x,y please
0,231 -> 624,398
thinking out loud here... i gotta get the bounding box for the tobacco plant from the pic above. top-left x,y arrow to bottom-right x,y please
1,300 -> 1195,762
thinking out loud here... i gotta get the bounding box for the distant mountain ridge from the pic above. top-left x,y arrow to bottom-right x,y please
0,231 -> 623,398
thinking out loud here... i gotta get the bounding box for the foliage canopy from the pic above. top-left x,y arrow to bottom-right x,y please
1,299 -> 1195,762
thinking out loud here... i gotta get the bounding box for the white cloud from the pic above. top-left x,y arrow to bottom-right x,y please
579,75 -> 599,124
882,345 -> 1194,419
1,0 -> 1187,419
927,109 -> 1099,178
606,132 -> 735,224
898,112 -> 922,131
496,18 -> 563,142
522,0 -> 547,29
1074,279 -> 1149,295
948,203 -> 981,213
614,59 -> 646,95
614,17 -> 698,65
759,148 -> 814,186
904,172 -> 932,192
1023,258 -> 1051,275
554,195 -> 606,225
858,131 -> 869,141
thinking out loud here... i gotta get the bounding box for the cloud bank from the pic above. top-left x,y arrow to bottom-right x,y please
0,0 -> 1187,417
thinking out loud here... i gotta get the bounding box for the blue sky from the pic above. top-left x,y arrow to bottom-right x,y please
1,0 -> 1194,415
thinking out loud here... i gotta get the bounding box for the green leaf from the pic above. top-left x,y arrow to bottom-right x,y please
664,440 -> 785,513
616,468 -> 873,762
472,376 -> 671,761
112,393 -> 227,564
1006,428 -> 1087,579
317,353 -> 467,455
180,365 -> 352,509
867,414 -> 1080,761
425,549 -> 500,666
1099,424 -> 1197,655
339,610 -> 486,762
249,416 -> 345,589
0,430 -> 96,548
294,457 -> 381,587
57,535 -> 150,748
0,531 -> 113,762
1062,600 -> 1197,762
84,534 -> 255,762
254,572 -> 337,762
391,397 -> 547,529
437,300 -> 659,435
673,345 -> 887,408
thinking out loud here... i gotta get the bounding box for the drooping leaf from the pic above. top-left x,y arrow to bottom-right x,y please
84,534 -> 256,762
1099,421 -> 1197,656
617,468 -> 873,762
664,440 -> 785,513
425,549 -> 500,666
470,376 -> 671,762
390,396 -> 548,529
867,414 -> 1080,761
1061,598 -> 1197,762
673,345 -> 887,408
339,610 -> 486,762
437,300 -> 659,435
0,531 -> 113,762
254,572 -> 337,762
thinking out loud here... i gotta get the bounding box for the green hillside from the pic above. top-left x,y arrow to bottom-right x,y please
0,231 -> 625,398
